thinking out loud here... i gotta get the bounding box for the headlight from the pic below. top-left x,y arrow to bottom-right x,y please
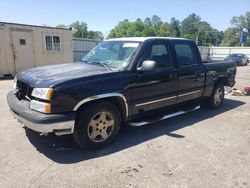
13,77 -> 17,89
30,100 -> 51,113
31,88 -> 53,100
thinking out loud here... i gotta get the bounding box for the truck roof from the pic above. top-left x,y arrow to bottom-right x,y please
106,37 -> 191,42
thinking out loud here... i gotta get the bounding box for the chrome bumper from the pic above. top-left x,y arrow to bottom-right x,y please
10,109 -> 74,135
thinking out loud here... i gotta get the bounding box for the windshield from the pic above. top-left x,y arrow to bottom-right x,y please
82,41 -> 140,69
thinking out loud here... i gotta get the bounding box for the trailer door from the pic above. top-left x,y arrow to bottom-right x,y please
12,30 -> 34,73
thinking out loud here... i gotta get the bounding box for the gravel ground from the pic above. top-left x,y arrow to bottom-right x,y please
0,65 -> 249,188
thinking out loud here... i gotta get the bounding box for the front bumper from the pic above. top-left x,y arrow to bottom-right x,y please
7,91 -> 75,135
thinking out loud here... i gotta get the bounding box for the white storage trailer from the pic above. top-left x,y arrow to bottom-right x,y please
0,22 -> 73,77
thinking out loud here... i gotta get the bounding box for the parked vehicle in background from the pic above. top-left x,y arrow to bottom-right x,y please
7,37 -> 237,150
224,53 -> 249,66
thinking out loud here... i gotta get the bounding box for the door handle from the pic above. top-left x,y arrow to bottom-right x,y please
169,74 -> 177,79
195,71 -> 201,76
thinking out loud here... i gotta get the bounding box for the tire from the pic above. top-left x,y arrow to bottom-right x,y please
204,83 -> 225,109
73,101 -> 121,150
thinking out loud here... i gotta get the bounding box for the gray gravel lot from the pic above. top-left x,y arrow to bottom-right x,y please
0,65 -> 250,188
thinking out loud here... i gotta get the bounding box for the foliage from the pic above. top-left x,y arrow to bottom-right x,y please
108,13 -> 222,46
221,28 -> 240,46
58,11 -> 250,46
170,17 -> 181,37
69,21 -> 103,40
108,18 -> 156,38
231,11 -> 250,32
181,13 -> 200,41
70,21 -> 88,38
87,31 -> 104,40
226,11 -> 250,46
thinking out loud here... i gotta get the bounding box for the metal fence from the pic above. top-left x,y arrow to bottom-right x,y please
72,38 -> 101,61
72,38 -> 250,62
208,47 -> 250,60
198,46 -> 210,61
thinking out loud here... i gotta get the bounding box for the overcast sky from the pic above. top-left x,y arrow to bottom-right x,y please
0,0 -> 249,35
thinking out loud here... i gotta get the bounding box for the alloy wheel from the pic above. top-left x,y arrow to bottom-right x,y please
214,87 -> 223,105
87,111 -> 115,142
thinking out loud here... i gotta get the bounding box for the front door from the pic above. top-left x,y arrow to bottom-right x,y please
130,40 -> 178,115
12,30 -> 34,73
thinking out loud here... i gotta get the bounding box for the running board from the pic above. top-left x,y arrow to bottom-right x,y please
128,105 -> 200,127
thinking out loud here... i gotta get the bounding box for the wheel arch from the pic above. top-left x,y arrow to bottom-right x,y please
73,93 -> 128,121
214,77 -> 231,87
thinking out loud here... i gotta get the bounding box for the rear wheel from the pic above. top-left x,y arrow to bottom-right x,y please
73,102 -> 121,150
204,83 -> 224,109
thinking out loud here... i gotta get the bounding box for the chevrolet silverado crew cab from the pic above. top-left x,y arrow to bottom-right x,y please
7,37 -> 237,149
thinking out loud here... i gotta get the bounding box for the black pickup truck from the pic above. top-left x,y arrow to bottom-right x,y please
7,37 -> 236,149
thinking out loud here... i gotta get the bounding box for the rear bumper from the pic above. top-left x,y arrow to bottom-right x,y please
7,91 -> 75,135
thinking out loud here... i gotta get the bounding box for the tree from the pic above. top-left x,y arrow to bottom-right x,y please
179,13 -> 221,46
158,22 -> 172,37
107,14 -> 229,46
229,11 -> 250,46
231,11 -> 250,32
108,18 -> 156,38
134,18 -> 145,36
151,15 -> 162,27
181,13 -> 201,41
143,25 -> 155,36
212,30 -> 224,46
87,31 -> 104,40
70,21 -> 88,38
151,15 -> 162,35
144,17 -> 152,26
221,28 -> 240,46
170,17 -> 181,37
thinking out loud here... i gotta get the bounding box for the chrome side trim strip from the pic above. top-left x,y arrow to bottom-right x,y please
128,105 -> 200,127
73,93 -> 128,118
135,96 -> 177,107
178,90 -> 201,97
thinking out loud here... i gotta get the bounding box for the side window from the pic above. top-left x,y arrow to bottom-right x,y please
45,36 -> 53,51
174,43 -> 198,66
53,36 -> 60,51
45,35 -> 61,52
146,43 -> 172,68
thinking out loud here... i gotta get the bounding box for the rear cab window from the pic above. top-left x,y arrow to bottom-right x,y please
173,41 -> 200,67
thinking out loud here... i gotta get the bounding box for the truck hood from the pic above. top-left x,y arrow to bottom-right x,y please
17,62 -> 115,88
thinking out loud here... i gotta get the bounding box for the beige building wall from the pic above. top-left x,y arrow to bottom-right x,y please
0,24 -> 15,77
0,22 -> 73,77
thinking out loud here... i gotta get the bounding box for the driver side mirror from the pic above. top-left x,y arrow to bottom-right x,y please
137,60 -> 156,72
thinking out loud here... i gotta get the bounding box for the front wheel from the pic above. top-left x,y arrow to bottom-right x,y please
204,83 -> 225,109
73,102 -> 121,150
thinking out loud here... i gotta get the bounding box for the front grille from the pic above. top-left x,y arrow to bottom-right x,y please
15,80 -> 32,100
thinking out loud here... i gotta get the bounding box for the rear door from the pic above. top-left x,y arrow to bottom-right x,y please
172,40 -> 205,103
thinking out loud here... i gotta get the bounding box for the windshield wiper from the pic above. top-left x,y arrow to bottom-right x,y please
86,61 -> 112,70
